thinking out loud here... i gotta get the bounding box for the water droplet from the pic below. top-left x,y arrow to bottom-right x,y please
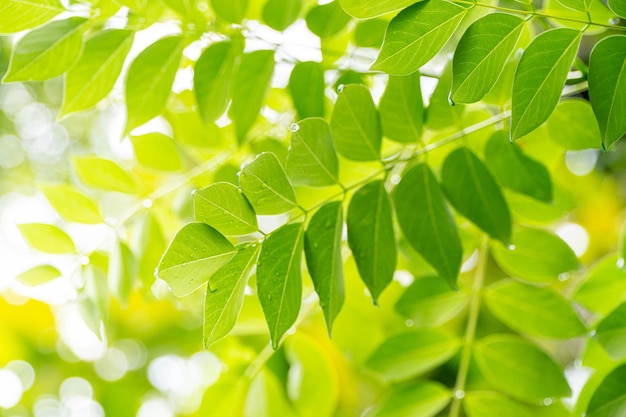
268,294 -> 272,300
405,319 -> 414,327
558,273 -> 569,281
454,390 -> 465,400
390,174 -> 401,185
290,123 -> 300,132
507,244 -> 516,250
142,199 -> 153,208
260,183 -> 267,189
79,256 -> 90,265
543,398 -> 553,406
154,268 -> 160,279
617,258 -> 625,268
275,272 -> 281,277
313,243 -> 319,249
337,84 -> 345,93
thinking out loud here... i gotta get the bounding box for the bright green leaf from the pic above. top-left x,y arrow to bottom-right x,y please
229,50 -> 275,143
3,17 -> 86,82
286,118 -> 339,187
394,163 -> 462,287
485,279 -> 586,339
347,180 -> 396,303
156,223 -> 237,297
239,152 -> 297,215
555,0 -> 588,12
511,28 -> 581,140
288,61 -> 325,119
474,335 -> 571,402
244,370 -> 296,417
546,99 -> 603,150
484,131 -> 553,202
573,255 -> 626,317
204,244 -> 260,348
367,382 -> 451,417
211,0 -> 248,23
134,212 -> 166,289
425,61 -> 464,130
304,201 -> 344,334
193,182 -> 258,236
0,0 -> 64,34
338,0 -> 420,18
442,146 -> 512,244
452,13 -> 524,103
586,364 -> 626,417
595,303 -> 626,359
371,1 -> 467,75
108,238 -> 136,306
366,329 -> 460,381
608,0 -> 626,17
463,391 -> 534,417
61,29 -> 134,116
125,36 -> 183,133
73,156 -> 138,194
354,19 -> 387,49
588,35 -> 626,148
379,73 -> 423,143
78,265 -> 108,338
16,265 -> 62,286
194,39 -> 243,123
330,84 -> 381,161
130,133 -> 183,172
305,2 -> 351,38
41,184 -> 102,224
491,227 -> 580,283
18,223 -> 76,254
262,0 -> 301,31
257,223 -> 304,348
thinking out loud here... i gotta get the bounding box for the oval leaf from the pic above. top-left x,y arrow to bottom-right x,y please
586,364 -> 626,417
464,391 -> 534,417
130,133 -> 184,172
371,1 -> 467,75
0,0 -> 64,34
16,265 -> 62,286
108,238 -> 136,306
305,2 -> 351,38
338,0 -> 418,18
379,72 -> 424,143
156,223 -> 237,297
595,302 -> 626,359
546,99 -> 602,150
511,28 -> 582,140
194,182 -> 258,236
347,180 -> 396,303
288,61 -> 325,119
18,223 -> 76,254
73,156 -> 138,194
211,0 -> 248,23
263,0 -> 302,31
41,184 -> 102,224
367,382 -> 451,417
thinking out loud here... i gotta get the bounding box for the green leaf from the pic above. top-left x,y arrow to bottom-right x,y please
3,17 -> 86,82
18,223 -> 76,254
244,370 -> 296,417
347,180 -> 396,303
0,0 -> 64,34
239,152 -> 297,215
608,0 -> 626,17
442,147 -> 512,244
134,212 -> 166,289
211,0 -> 248,23
229,50 -> 275,143
41,184 -> 102,224
286,118 -> 339,187
371,1 -> 467,75
485,279 -> 586,339
262,0 -> 301,31
425,61 -> 464,130
586,364 -> 626,417
451,13 -> 524,103
354,19 -> 387,49
16,265 -> 62,286
73,156 -> 138,194
193,182 -> 258,236
288,61 -> 325,119
546,99 -> 602,150
257,223 -> 304,348
484,131 -> 553,202
78,265 -> 108,338
555,0 -> 588,12
194,39 -> 243,123
511,28 -> 582,140
330,84 -> 381,161
395,276 -> 469,327
595,303 -> 626,359
108,238 -> 136,306
367,382 -> 451,417
379,73 -> 423,143
156,223 -> 237,297
204,244 -> 260,348
463,391 -> 534,417
474,335 -> 571,402
573,255 -> 626,317
305,1 -> 351,38
125,36 -> 183,133
366,329 -> 460,381
394,163 -> 462,287
304,202 -> 344,334
491,227 -> 580,283
338,0 -> 420,18
588,35 -> 626,148
61,29 -> 134,116
130,133 -> 183,172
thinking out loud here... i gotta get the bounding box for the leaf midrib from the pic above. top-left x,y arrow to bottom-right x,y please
273,227 -> 302,343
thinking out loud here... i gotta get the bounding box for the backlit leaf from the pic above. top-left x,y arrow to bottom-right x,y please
262,0 -> 301,31
573,255 -> 626,317
288,61 -> 325,119
367,382 -> 450,417
464,391 -> 534,417
595,303 -> 626,359
379,73 -> 423,143
211,0 -> 248,23
305,1 -> 351,38
18,223 -> 76,254
0,0 -> 64,34
338,0 -> 420,19
73,156 -> 138,194
354,19 -> 387,49
16,265 -> 62,286
156,223 -> 237,297
41,184 -> 102,224
108,238 -> 136,306
586,364 -> 626,417
194,182 -> 258,236
134,212 -> 166,289
130,133 -> 183,172
546,99 -> 602,150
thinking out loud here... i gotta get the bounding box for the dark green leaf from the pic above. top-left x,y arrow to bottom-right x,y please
305,2 -> 351,38
16,265 -> 62,286
286,118 -> 339,187
586,364 -> 626,417
588,35 -> 626,148
452,13 -> 524,103
394,163 -> 462,287
379,73 -> 423,143
371,1 -> 467,75
367,382 -> 451,417
304,202 -> 344,334
262,0 -> 301,31
193,182 -> 258,236
239,152 -> 297,215
442,146 -> 512,244
608,0 -> 626,17
288,61 -> 325,119
156,223 -> 237,297
0,0 -> 64,34
595,303 -> 626,359
330,84 -> 381,161
18,223 -> 76,254
257,223 -> 304,348
464,391 -> 534,417
546,99 -> 602,150
484,131 -> 553,202
511,28 -> 581,140
338,0 -> 421,19
204,244 -> 260,347
211,0 -> 248,23
347,180 -> 396,303
474,335 -> 571,402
